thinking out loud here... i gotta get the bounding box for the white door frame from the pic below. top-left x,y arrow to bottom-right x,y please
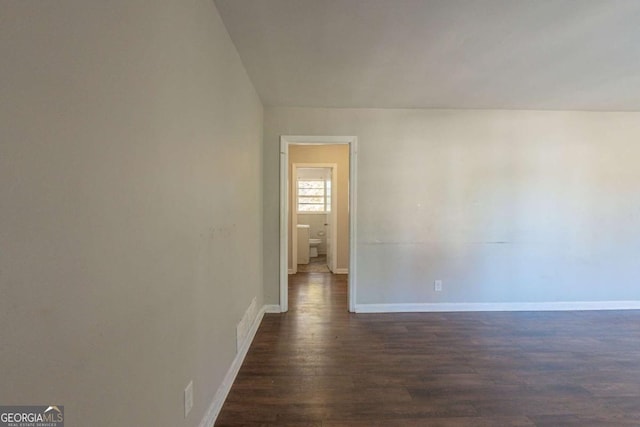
291,163 -> 338,275
280,135 -> 358,312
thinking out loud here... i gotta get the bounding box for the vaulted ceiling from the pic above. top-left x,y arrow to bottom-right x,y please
215,0 -> 640,110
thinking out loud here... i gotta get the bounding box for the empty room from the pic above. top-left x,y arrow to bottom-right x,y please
1,1 -> 639,426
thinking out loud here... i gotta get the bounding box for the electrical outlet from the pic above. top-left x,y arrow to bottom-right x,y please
184,380 -> 193,417
434,280 -> 443,292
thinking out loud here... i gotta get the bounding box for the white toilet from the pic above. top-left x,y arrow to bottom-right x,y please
309,239 -> 321,258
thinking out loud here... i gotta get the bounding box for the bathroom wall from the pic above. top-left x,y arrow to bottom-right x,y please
288,145 -> 350,272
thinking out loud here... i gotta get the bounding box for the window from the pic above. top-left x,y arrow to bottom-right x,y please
297,178 -> 331,213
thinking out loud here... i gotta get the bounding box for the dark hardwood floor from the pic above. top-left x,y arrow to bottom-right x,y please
215,272 -> 640,426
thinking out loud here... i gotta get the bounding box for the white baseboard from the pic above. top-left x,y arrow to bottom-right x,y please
263,304 -> 282,313
332,268 -> 349,274
355,300 -> 640,313
288,268 -> 295,275
199,303 -> 275,427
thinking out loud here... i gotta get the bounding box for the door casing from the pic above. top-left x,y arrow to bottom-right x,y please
279,135 -> 358,312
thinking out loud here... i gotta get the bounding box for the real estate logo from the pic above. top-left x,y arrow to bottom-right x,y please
0,405 -> 64,427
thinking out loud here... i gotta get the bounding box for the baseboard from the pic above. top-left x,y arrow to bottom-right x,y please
263,304 -> 282,313
333,268 -> 349,274
199,303 -> 274,427
355,300 -> 640,313
288,268 -> 295,275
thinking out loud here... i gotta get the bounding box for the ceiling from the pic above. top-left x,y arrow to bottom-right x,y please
214,0 -> 640,110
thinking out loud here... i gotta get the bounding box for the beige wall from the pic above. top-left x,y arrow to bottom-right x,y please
0,2 -> 262,426
289,145 -> 350,271
264,107 -> 640,306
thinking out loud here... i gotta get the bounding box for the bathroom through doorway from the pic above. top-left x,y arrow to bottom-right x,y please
292,165 -> 336,274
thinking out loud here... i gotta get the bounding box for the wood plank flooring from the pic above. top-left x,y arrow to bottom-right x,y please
215,272 -> 640,426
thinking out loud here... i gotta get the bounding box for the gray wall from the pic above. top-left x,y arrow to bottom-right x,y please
264,107 -> 640,305
0,1 -> 263,426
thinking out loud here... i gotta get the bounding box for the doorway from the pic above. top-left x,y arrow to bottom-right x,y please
292,165 -> 336,274
279,136 -> 357,312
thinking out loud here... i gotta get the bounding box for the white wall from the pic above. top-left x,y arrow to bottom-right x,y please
264,107 -> 640,306
0,2 -> 262,426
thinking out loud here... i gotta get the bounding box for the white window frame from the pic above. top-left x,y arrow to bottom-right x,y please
296,177 -> 331,214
